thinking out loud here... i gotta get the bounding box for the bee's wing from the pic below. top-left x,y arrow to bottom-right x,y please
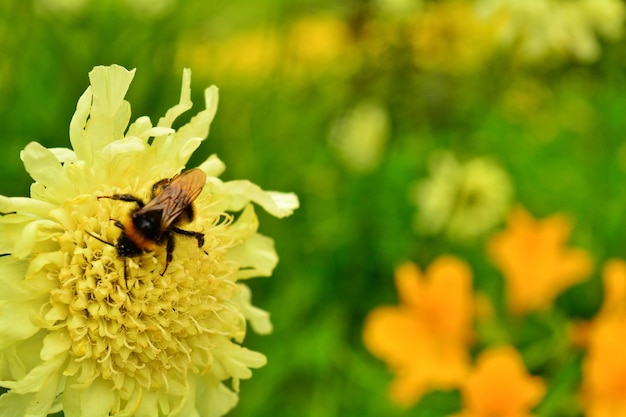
139,169 -> 207,231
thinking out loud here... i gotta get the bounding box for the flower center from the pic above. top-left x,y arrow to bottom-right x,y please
46,192 -> 239,392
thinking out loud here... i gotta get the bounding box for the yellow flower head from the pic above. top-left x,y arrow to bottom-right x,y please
409,0 -> 498,74
0,65 -> 299,417
488,207 -> 592,314
363,257 -> 473,406
454,346 -> 546,417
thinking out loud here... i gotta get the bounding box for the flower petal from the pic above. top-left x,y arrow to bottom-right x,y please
219,179 -> 299,218
86,65 -> 136,153
1,352 -> 66,393
232,284 -> 273,334
0,196 -> 56,217
195,374 -> 239,417
20,142 -> 73,203
198,154 -> 226,178
62,378 -> 116,417
228,233 -> 278,279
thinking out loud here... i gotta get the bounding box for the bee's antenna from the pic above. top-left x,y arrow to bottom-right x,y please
85,231 -> 115,248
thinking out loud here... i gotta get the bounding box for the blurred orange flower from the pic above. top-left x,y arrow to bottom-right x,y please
488,207 -> 593,314
363,257 -> 474,406
452,346 -> 546,417
580,260 -> 626,417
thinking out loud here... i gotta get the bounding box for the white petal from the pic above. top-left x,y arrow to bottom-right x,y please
195,374 -> 239,417
158,68 -> 193,129
0,196 -> 56,217
69,86 -> 93,162
1,352 -> 66,393
20,142 -> 73,203
227,233 -> 278,279
221,180 -> 299,218
198,154 -> 226,177
0,298 -> 46,350
84,65 -> 136,154
211,340 -> 267,391
12,219 -> 62,259
232,284 -> 273,334
152,83 -> 219,169
62,378 -> 115,417
48,147 -> 77,164
40,330 -> 72,361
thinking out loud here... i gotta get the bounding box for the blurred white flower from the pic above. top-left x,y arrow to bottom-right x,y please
476,0 -> 625,63
328,100 -> 390,174
412,152 -> 513,241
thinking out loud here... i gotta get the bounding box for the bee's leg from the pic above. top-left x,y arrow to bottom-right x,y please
98,194 -> 145,208
123,258 -> 129,283
0,253 -> 9,257
0,211 -> 16,216
171,227 -> 205,248
161,232 -> 175,276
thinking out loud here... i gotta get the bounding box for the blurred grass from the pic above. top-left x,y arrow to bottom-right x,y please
2,0 -> 626,416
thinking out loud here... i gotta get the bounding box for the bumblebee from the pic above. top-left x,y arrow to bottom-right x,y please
91,168 -> 207,275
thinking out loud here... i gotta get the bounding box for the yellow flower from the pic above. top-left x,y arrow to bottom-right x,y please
477,0 -> 625,63
409,0 -> 498,74
284,14 -> 356,80
363,257 -> 473,406
580,260 -> 626,416
452,346 -> 546,417
184,28 -> 281,84
488,207 -> 592,314
0,65 -> 298,417
412,152 -> 513,242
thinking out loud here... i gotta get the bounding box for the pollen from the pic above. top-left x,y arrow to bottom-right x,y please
45,191 -> 237,393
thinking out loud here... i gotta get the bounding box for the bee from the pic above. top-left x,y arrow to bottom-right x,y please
89,168 -> 207,275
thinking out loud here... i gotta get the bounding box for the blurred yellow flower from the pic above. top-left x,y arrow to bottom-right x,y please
0,65 -> 299,417
284,14 -> 356,80
580,260 -> 626,417
409,0 -> 497,74
452,346 -> 546,417
488,207 -> 592,314
476,0 -> 625,63
182,28 -> 281,84
328,100 -> 390,174
363,257 -> 473,406
412,152 -> 513,242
